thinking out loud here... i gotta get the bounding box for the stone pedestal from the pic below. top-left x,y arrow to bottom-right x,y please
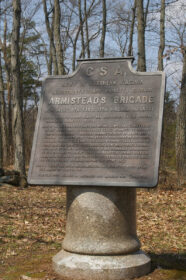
53,187 -> 151,280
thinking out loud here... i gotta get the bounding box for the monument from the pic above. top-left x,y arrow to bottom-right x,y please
28,58 -> 165,279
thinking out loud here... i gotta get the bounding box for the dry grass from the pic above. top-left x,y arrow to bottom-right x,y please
0,180 -> 185,280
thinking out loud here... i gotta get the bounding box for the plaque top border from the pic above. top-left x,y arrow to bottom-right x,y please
41,57 -> 165,81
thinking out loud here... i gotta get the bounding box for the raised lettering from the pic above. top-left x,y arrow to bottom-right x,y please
87,67 -> 94,76
100,66 -> 108,76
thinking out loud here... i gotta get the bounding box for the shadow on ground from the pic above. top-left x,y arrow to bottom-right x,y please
149,252 -> 186,271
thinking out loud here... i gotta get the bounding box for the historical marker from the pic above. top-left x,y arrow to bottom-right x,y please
28,58 -> 165,187
29,58 -> 165,279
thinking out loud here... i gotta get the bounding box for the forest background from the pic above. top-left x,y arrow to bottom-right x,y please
0,0 -> 185,184
0,1 -> 186,279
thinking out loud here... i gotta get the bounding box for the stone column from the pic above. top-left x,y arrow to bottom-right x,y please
53,186 -> 151,280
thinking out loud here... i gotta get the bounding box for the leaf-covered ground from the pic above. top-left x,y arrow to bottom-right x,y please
0,182 -> 185,280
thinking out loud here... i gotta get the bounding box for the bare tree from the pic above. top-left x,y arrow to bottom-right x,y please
99,0 -> 106,57
84,0 -> 90,58
11,0 -> 26,176
69,0 -> 96,70
42,0 -> 58,75
137,0 -> 146,71
144,0 -> 150,27
54,0 -> 65,75
158,0 -> 166,170
0,50 -> 8,166
0,51 -> 4,168
78,0 -> 85,58
0,113 -> 1,169
0,17 -> 13,163
158,0 -> 165,71
128,0 -> 137,56
176,46 -> 186,184
0,50 -> 4,169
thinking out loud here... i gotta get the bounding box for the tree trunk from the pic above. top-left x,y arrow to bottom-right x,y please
0,55 -> 3,168
48,41 -> 53,75
144,0 -> 150,28
72,41 -> 77,72
72,25 -> 82,71
0,18 -> 13,164
137,0 -> 146,71
78,0 -> 85,59
54,0 -> 65,75
7,78 -> 13,164
72,0 -> 95,69
176,46 -> 186,185
158,0 -> 165,71
99,0 -> 106,57
42,0 -> 58,75
0,51 -> 8,166
0,118 -> 2,169
158,0 -> 166,170
128,0 -> 137,57
84,0 -> 90,58
11,0 -> 26,176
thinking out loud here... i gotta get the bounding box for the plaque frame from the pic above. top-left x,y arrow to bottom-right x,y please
28,58 -> 165,187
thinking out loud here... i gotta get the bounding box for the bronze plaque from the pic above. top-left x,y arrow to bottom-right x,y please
28,58 -> 165,187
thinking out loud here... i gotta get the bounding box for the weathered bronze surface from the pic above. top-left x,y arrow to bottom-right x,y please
28,58 -> 165,187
